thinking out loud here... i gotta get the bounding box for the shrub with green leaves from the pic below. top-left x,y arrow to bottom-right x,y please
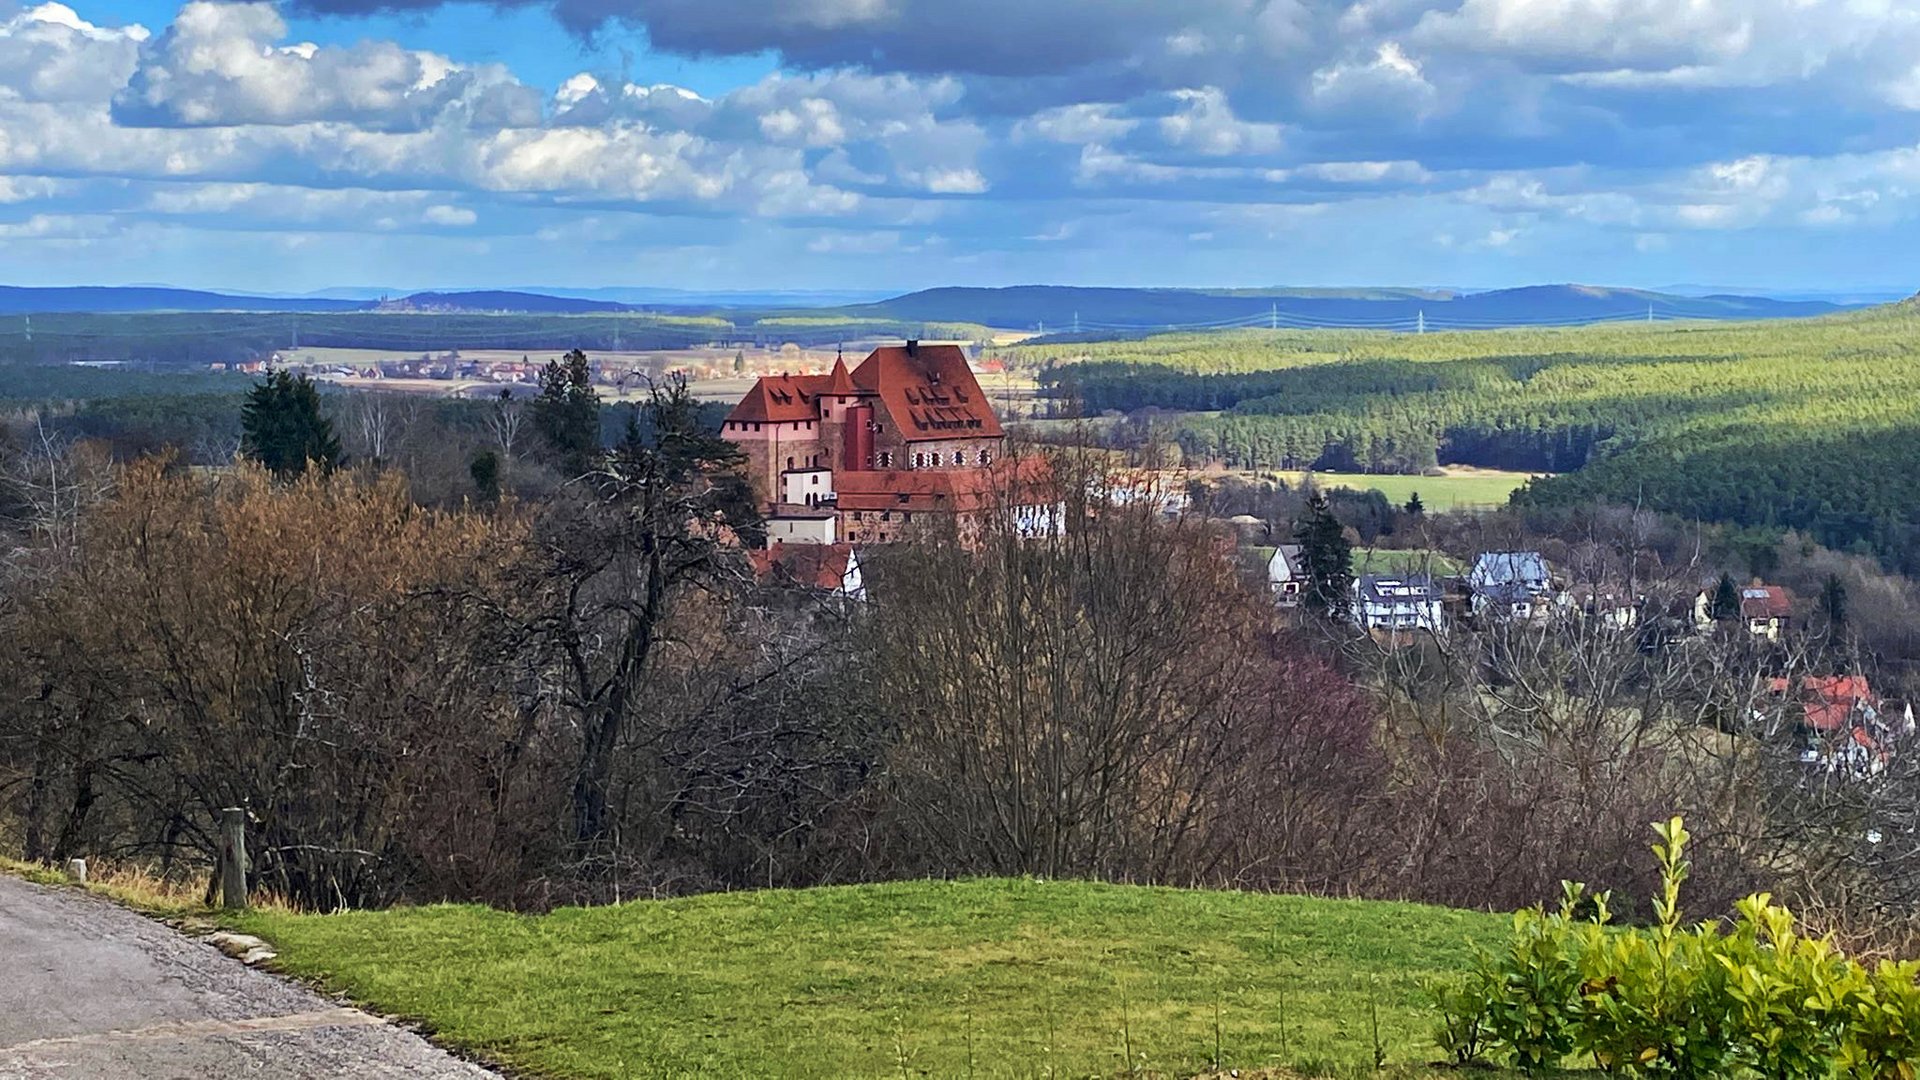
1430,815 -> 1920,1077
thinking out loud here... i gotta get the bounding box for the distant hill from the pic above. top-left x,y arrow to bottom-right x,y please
844,284 -> 1850,331
0,286 -> 363,314
0,281 -> 1867,326
373,290 -> 629,314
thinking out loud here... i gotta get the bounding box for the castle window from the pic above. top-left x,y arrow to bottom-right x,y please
878,452 -> 892,468
786,456 -> 795,469
912,453 -> 924,468
981,449 -> 993,465
952,451 -> 964,466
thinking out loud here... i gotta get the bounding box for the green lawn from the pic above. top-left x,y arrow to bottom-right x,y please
1273,470 -> 1532,511
232,878 -> 1533,1079
1352,547 -> 1464,578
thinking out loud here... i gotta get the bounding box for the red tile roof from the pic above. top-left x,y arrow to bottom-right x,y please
725,371 -> 830,424
834,456 -> 1053,513
1769,674 -> 1874,732
723,344 -> 1003,440
824,357 -> 857,396
851,344 -> 1003,443
1740,584 -> 1793,620
749,541 -> 855,592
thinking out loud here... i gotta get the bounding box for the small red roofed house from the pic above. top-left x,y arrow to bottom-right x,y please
721,342 -> 1055,544
1766,674 -> 1913,776
1739,584 -> 1793,639
748,541 -> 864,601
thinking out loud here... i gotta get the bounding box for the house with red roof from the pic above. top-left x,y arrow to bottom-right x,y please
722,342 -> 1055,544
1765,673 -> 1915,776
748,542 -> 865,602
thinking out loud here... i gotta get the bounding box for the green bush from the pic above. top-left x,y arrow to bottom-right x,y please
1432,816 -> 1920,1077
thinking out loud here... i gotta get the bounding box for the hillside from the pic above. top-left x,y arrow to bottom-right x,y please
233,878 -> 1520,1079
373,290 -> 632,314
0,285 -> 364,314
843,284 -> 1848,331
1003,301 -> 1920,569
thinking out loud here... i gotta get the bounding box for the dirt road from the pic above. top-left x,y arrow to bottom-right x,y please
0,874 -> 497,1079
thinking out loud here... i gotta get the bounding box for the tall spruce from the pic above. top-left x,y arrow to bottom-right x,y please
1711,572 -> 1742,621
531,348 -> 602,477
1295,491 -> 1353,617
240,370 -> 341,478
1820,572 -> 1848,629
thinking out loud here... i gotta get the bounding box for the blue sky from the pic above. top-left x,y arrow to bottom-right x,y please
3,0 -> 1920,294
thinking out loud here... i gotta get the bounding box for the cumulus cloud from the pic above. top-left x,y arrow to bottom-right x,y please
113,1 -> 540,129
10,0 -> 1920,287
1158,87 -> 1282,157
0,3 -> 146,103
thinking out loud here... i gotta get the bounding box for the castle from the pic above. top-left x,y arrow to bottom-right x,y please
721,341 -> 1030,545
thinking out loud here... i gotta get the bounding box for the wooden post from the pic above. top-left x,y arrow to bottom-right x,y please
219,807 -> 248,910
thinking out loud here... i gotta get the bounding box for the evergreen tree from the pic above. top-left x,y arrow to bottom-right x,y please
1403,491 -> 1424,516
1711,572 -> 1742,621
531,348 -> 602,477
240,370 -> 341,478
1820,572 -> 1848,629
1294,491 -> 1353,617
469,449 -> 501,503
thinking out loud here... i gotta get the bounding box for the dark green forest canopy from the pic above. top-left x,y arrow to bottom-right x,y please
1001,305 -> 1920,569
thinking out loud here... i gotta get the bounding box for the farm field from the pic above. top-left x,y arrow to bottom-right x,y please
232,878 -> 1543,1080
1271,468 -> 1533,511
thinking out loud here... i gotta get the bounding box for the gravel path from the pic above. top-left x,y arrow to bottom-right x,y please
0,874 -> 499,1079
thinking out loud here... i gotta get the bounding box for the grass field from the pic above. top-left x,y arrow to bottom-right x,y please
230,878 -> 1540,1079
1271,469 -> 1532,511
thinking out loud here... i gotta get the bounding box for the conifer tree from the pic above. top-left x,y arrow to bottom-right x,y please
1295,491 -> 1353,617
531,348 -> 602,477
1711,572 -> 1742,621
1820,572 -> 1848,629
240,370 -> 341,478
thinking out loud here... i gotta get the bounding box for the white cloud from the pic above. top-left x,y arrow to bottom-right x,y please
422,203 -> 476,225
113,1 -> 540,129
1309,42 -> 1437,117
1013,103 -> 1139,144
1158,87 -> 1282,157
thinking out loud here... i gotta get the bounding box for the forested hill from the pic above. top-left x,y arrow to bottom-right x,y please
0,286 -> 364,314
843,284 -> 1849,330
1003,301 -> 1920,572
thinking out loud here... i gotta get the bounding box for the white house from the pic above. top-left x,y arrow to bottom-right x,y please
1353,574 -> 1446,634
1267,544 -> 1306,606
765,508 -> 839,546
1469,551 -> 1552,592
1469,551 -> 1554,621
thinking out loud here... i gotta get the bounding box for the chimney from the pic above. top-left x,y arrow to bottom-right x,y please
905,339 -> 919,357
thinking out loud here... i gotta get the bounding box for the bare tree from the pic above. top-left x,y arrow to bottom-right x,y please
487,388 -> 526,462
340,391 -> 400,465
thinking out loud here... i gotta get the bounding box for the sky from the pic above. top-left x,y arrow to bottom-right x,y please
2,0 -> 1920,294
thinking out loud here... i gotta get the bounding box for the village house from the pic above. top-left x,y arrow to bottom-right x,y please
1352,574 -> 1447,635
722,342 -> 1057,543
1767,674 -> 1915,776
1468,551 -> 1555,621
1267,544 -> 1306,606
1563,584 -> 1642,630
748,542 -> 865,603
1694,581 -> 1794,639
